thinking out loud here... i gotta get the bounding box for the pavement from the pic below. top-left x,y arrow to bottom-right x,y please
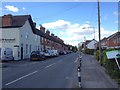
81,54 -> 119,89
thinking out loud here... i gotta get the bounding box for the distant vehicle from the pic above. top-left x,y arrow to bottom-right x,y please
30,51 -> 45,61
63,51 -> 67,55
43,50 -> 51,57
47,50 -> 54,57
52,50 -> 59,56
0,48 -> 14,61
59,51 -> 66,55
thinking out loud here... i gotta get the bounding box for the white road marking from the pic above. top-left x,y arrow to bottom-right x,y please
5,71 -> 38,86
74,58 -> 78,63
45,63 -> 56,68
21,62 -> 38,66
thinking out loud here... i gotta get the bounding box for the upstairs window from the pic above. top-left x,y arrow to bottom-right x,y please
26,32 -> 28,39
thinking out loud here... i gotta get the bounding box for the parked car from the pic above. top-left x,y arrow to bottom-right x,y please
30,51 -> 45,61
43,50 -> 51,57
59,51 -> 66,55
52,50 -> 59,56
47,50 -> 54,57
0,48 -> 14,61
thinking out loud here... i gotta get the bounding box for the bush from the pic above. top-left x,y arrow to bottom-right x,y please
102,50 -> 107,66
95,50 -> 99,61
85,48 -> 95,55
104,49 -> 120,84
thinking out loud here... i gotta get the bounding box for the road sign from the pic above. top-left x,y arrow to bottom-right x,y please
106,50 -> 120,59
106,50 -> 120,70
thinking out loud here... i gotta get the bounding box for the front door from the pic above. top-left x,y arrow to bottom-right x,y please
21,47 -> 23,60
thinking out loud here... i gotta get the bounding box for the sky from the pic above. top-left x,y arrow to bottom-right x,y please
0,1 -> 119,46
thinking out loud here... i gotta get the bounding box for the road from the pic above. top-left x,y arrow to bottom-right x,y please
2,52 -> 79,88
1,52 -> 119,89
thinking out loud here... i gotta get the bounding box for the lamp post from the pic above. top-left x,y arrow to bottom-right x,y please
82,27 -> 96,50
87,27 -> 96,52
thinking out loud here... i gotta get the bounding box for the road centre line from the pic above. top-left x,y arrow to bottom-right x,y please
5,71 -> 38,86
45,63 -> 56,68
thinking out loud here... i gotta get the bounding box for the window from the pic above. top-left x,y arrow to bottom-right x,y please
118,36 -> 120,43
41,37 -> 44,43
113,38 -> 117,44
35,35 -> 38,41
26,32 -> 28,39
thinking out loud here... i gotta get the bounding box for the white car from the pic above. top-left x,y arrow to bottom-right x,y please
53,50 -> 59,56
47,50 -> 54,57
43,50 -> 51,57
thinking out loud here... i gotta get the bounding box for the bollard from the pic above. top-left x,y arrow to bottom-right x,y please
80,61 -> 81,67
79,57 -> 82,67
77,66 -> 82,88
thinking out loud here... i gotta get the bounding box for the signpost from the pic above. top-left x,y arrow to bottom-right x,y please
106,50 -> 120,70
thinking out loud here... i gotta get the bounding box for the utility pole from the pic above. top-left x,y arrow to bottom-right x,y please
98,0 -> 102,65
84,36 -> 86,53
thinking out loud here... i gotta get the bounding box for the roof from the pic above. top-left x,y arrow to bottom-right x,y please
107,31 -> 120,39
35,28 -> 64,45
0,14 -> 36,34
0,14 -> 65,45
1,14 -> 29,27
85,40 -> 92,45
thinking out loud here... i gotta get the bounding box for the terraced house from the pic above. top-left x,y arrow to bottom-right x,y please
0,14 -> 68,60
39,25 -> 68,52
0,14 -> 41,60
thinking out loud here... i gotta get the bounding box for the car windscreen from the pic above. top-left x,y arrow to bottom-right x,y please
31,51 -> 38,55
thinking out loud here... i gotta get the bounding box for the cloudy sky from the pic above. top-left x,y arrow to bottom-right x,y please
0,1 -> 119,46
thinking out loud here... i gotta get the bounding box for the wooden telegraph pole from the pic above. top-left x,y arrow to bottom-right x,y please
98,0 -> 102,65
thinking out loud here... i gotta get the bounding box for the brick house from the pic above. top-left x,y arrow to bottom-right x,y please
0,14 -> 69,60
95,31 -> 120,50
106,31 -> 120,49
39,25 -> 68,52
0,14 -> 41,60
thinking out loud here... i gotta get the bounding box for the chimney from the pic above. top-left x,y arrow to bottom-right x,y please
46,30 -> 50,35
51,33 -> 54,37
33,22 -> 36,28
2,14 -> 12,26
55,36 -> 57,38
40,25 -> 45,33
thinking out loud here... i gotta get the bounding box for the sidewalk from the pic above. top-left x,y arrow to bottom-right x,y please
81,54 -> 119,89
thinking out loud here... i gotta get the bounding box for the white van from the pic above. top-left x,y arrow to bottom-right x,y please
0,48 -> 14,61
53,50 -> 59,56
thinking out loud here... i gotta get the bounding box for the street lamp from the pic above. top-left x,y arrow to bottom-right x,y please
82,27 -> 96,49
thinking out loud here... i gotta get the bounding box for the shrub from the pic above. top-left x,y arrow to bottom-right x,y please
85,48 -> 95,55
95,50 -> 99,61
102,50 -> 107,66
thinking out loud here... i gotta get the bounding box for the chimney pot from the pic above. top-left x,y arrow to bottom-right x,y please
40,25 -> 45,33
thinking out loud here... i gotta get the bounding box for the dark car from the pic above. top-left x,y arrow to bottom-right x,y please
30,51 -> 45,61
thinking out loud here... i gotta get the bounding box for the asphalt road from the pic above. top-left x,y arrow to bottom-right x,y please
1,52 -> 119,89
2,52 -> 79,88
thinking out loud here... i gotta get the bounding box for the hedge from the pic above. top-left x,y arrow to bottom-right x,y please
95,48 -> 120,84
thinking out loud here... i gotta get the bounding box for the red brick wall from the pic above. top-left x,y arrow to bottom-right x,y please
107,36 -> 120,47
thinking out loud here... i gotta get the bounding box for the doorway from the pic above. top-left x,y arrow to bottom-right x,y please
21,47 -> 23,60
